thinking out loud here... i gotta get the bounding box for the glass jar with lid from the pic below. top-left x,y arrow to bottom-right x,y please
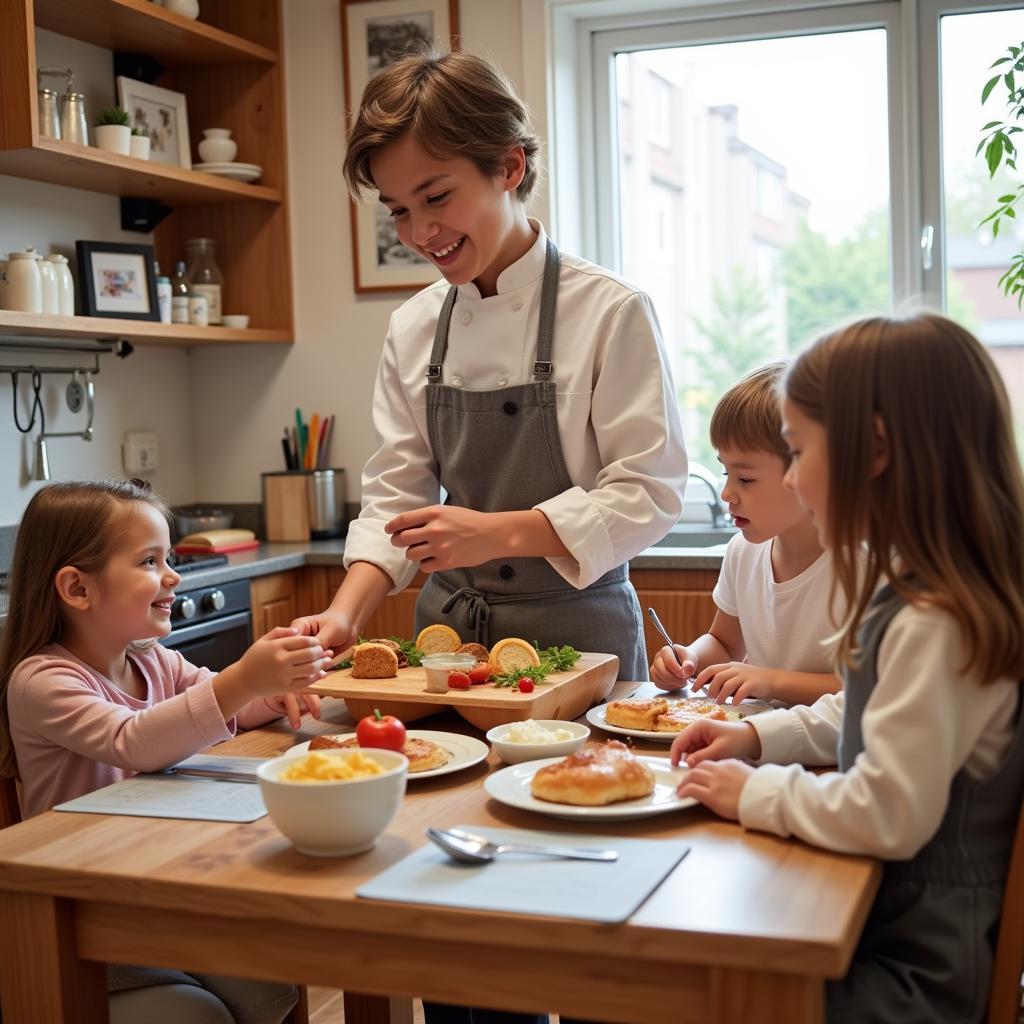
184,237 -> 224,325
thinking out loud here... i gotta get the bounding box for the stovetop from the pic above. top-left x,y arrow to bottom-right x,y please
168,552 -> 229,574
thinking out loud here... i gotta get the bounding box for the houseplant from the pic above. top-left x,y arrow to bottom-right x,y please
129,124 -> 150,161
978,42 -> 1024,306
93,106 -> 131,156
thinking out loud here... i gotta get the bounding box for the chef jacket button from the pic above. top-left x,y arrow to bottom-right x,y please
503,401 -> 518,416
499,564 -> 515,580
460,310 -> 473,326
497,373 -> 509,386
511,296 -> 524,311
451,375 -> 464,388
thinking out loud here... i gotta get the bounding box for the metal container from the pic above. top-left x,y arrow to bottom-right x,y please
61,93 -> 89,145
305,469 -> 347,539
38,89 -> 62,140
173,509 -> 234,538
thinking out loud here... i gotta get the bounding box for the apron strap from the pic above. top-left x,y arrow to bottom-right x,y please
425,237 -> 562,384
440,586 -> 491,644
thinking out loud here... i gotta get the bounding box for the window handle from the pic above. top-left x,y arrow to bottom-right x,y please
921,224 -> 934,272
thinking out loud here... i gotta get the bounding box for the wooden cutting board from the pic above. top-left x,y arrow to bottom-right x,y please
307,652 -> 619,731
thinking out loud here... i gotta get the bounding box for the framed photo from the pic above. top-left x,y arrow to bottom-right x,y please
76,241 -> 159,321
116,76 -> 191,170
342,0 -> 459,293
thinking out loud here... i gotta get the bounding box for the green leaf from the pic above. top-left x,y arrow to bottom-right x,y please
1006,72 -> 1017,96
994,218 -> 1001,238
982,74 -> 1002,104
999,194 -> 1018,202
987,134 -> 1005,175
982,120 -> 1004,130
992,56 -> 1013,68
1006,207 -> 1017,218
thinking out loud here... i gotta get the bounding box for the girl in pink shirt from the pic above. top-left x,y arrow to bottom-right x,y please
0,478 -> 331,1024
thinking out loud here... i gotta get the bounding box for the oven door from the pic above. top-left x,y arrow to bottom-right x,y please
159,611 -> 252,673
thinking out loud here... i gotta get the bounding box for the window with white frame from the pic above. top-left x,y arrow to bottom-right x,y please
572,0 -> 1023,469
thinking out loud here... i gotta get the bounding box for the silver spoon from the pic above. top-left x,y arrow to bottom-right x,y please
426,827 -> 618,864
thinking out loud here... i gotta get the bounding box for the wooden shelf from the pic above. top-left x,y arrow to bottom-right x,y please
0,138 -> 281,204
33,0 -> 278,66
0,311 -> 292,347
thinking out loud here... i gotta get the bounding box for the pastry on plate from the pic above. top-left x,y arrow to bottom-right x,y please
351,641 -> 399,679
604,697 -> 669,731
309,734 -> 451,773
456,642 -> 490,664
489,637 -> 541,676
653,700 -> 728,731
530,740 -> 655,806
415,624 -> 462,655
366,637 -> 409,668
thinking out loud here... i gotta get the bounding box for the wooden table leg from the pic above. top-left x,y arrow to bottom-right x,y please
343,992 -> 414,1024
711,968 -> 824,1024
0,892 -> 107,1023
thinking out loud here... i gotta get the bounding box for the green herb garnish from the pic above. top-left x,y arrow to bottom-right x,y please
492,642 -> 582,688
389,635 -> 425,667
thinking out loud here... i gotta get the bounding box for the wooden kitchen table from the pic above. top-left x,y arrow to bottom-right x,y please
0,690 -> 880,1024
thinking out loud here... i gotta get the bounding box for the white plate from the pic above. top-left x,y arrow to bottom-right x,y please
290,731 -> 488,780
484,755 -> 695,821
585,698 -> 770,743
193,162 -> 263,183
193,161 -> 262,172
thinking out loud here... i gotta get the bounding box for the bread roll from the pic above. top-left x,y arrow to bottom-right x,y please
351,641 -> 399,679
531,740 -> 655,806
366,637 -> 408,668
456,642 -> 490,664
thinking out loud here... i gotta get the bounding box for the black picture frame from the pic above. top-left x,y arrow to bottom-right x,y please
75,240 -> 160,321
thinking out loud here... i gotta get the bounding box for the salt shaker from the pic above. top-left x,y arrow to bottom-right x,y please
47,254 -> 75,315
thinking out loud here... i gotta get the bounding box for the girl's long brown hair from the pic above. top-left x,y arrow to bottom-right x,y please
0,480 -> 168,778
785,313 -> 1024,682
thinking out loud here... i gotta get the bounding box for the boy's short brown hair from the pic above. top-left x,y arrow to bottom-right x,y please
709,361 -> 790,463
343,48 -> 540,202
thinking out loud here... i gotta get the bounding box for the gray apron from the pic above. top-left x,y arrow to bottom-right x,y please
413,238 -> 646,681
826,584 -> 1024,1023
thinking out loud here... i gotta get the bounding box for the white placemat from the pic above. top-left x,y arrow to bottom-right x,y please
357,824 -> 688,923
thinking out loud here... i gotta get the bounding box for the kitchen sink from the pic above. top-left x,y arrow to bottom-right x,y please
649,526 -> 737,548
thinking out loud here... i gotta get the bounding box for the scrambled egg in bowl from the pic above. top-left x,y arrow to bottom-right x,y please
279,750 -> 384,782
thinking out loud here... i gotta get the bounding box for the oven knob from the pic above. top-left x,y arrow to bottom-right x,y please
203,589 -> 226,612
174,596 -> 197,621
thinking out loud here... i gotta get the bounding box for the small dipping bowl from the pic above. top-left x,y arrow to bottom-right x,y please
221,314 -> 250,329
421,652 -> 478,693
485,720 -> 590,764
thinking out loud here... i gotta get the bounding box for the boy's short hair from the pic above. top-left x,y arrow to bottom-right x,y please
709,361 -> 790,463
343,48 -> 540,203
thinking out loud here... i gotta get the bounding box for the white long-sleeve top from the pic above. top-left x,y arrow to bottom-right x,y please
344,221 -> 688,593
739,602 -> 1021,859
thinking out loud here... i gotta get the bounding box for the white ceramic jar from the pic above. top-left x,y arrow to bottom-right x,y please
6,250 -> 43,313
38,255 -> 59,314
198,128 -> 237,163
165,0 -> 200,19
47,254 -> 75,315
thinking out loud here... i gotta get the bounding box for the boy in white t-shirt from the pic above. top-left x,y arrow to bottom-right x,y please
651,362 -> 841,705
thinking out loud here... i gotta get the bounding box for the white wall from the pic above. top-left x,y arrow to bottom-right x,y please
0,2 -> 532,523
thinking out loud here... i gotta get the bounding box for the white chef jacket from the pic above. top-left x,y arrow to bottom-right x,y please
739,601 -> 1021,859
344,220 -> 688,594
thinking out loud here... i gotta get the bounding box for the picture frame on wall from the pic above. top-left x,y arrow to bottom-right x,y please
342,0 -> 459,293
116,75 -> 192,169
76,241 -> 160,321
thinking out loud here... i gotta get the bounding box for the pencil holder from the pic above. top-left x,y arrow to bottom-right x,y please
261,469 -> 347,541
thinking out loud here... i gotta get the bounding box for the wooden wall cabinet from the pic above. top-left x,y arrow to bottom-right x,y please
0,0 -> 293,348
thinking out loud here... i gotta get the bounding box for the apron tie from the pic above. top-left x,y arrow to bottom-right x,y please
440,586 -> 491,644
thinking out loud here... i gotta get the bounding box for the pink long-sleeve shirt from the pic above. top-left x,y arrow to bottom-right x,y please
8,642 -> 280,818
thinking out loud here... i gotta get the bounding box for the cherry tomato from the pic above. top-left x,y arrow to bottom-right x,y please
517,677 -> 535,693
355,708 -> 406,751
468,664 -> 492,685
448,671 -> 472,690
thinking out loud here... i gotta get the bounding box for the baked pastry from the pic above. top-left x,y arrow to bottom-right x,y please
604,697 -> 670,731
415,624 -> 461,655
350,641 -> 399,679
489,637 -> 541,676
366,637 -> 408,668
653,700 -> 728,731
309,734 -> 450,773
530,740 -> 655,806
456,642 -> 490,664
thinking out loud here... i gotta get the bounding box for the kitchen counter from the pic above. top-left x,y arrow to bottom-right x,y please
171,538 -> 726,589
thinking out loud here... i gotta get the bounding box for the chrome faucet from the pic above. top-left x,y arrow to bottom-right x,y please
688,463 -> 731,529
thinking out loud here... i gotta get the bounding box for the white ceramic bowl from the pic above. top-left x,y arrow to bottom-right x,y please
485,720 -> 590,765
221,314 -> 249,329
257,748 -> 407,856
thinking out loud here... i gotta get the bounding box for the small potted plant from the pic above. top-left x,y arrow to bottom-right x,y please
129,124 -> 150,161
93,106 -> 131,156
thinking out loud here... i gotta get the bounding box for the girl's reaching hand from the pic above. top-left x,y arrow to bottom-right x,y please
677,759 -> 754,820
695,661 -> 776,704
241,626 -> 334,696
669,719 -> 761,769
650,644 -> 697,689
263,692 -> 322,730
385,505 -> 499,571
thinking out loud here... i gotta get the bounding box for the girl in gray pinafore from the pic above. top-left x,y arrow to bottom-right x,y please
672,313 -> 1024,1023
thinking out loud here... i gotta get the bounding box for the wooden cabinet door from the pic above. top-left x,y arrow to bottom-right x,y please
630,568 -> 719,666
250,571 -> 302,635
